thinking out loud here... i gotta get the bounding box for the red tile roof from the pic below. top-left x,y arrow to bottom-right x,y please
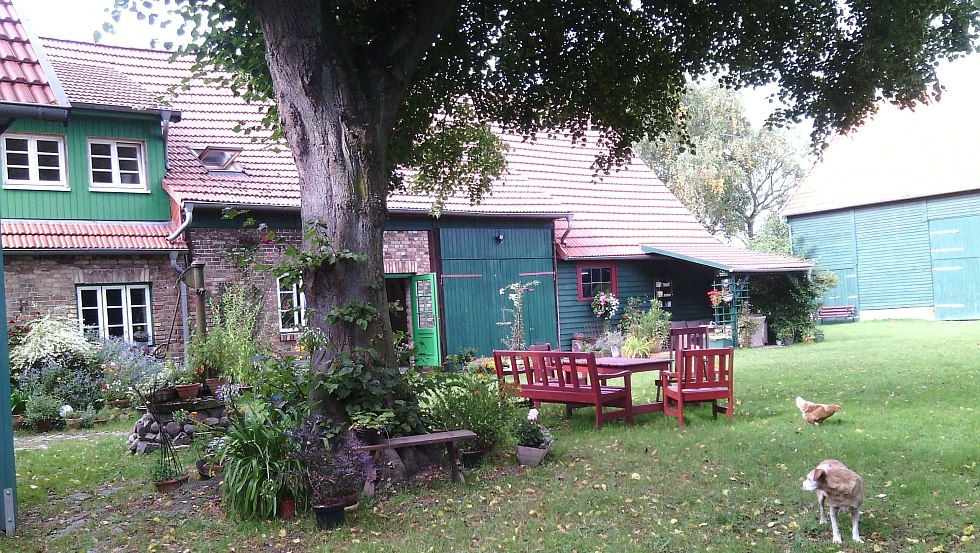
49,58 -> 166,112
1,220 -> 186,252
39,37 -> 808,273
0,0 -> 65,106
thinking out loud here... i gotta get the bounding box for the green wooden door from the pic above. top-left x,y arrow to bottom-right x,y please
410,273 -> 442,367
441,259 -> 557,357
823,268 -> 858,310
930,216 -> 980,320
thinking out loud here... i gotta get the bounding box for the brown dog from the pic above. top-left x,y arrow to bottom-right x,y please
802,459 -> 864,544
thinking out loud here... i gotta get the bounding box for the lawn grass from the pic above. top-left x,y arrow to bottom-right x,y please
2,320 -> 978,552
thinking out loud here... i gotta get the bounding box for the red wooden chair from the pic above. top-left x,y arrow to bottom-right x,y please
661,347 -> 734,427
659,326 -> 710,401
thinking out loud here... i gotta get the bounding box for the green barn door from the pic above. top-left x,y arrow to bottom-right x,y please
441,259 -> 557,357
930,216 -> 980,320
441,260 -> 504,358
410,273 -> 442,367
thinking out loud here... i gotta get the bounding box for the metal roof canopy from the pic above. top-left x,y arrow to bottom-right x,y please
639,245 -> 812,274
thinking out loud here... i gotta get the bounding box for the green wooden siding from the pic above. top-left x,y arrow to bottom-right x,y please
929,214 -> 980,319
441,258 -> 557,357
439,226 -> 553,260
556,259 -> 715,349
854,202 -> 932,310
788,191 -> 980,319
0,111 -> 169,221
439,226 -> 557,358
789,212 -> 859,309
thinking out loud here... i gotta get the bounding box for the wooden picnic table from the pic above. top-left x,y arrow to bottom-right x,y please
593,354 -> 673,415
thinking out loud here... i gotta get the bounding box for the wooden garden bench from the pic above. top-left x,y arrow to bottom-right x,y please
816,305 -> 856,323
355,429 -> 477,496
492,349 -> 634,429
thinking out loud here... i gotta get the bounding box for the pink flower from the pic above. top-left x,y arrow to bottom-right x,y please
527,409 -> 539,421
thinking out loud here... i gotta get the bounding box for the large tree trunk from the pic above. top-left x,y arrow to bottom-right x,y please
249,1 -> 457,418
250,2 -> 395,418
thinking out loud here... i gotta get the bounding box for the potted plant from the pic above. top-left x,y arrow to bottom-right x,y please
150,450 -> 187,492
512,408 -> 553,466
25,394 -> 63,432
195,435 -> 229,480
174,366 -> 203,401
132,329 -> 151,345
289,417 -> 371,530
595,330 -> 625,357
61,404 -> 83,429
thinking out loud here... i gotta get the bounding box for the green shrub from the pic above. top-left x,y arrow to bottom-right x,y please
9,315 -> 94,378
96,337 -> 167,402
423,370 -> 515,452
621,299 -> 671,353
188,283 -> 263,382
24,394 -> 63,430
18,359 -> 102,411
10,388 -> 28,415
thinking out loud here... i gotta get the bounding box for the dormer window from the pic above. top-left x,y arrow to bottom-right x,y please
195,147 -> 242,172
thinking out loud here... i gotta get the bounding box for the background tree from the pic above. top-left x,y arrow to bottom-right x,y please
636,84 -> 807,240
111,0 -> 979,420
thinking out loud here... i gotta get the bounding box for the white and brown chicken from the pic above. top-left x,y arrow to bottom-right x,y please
796,396 -> 841,425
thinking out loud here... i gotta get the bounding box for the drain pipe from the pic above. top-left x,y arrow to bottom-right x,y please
559,214 -> 573,245
169,252 -> 191,352
167,203 -> 195,243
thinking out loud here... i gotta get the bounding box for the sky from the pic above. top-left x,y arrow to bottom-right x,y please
20,0 -> 980,138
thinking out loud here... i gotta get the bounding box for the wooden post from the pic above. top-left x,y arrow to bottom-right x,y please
0,243 -> 18,534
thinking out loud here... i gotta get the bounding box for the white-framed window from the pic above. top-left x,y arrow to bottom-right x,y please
1,133 -> 69,190
77,284 -> 152,342
277,276 -> 306,332
88,139 -> 147,192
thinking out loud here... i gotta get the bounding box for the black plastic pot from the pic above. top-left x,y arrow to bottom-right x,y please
312,504 -> 345,530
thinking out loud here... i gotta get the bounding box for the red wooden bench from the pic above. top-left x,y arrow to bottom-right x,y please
816,305 -> 856,323
493,350 -> 634,428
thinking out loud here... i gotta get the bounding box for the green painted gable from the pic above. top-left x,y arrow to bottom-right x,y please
0,111 -> 170,221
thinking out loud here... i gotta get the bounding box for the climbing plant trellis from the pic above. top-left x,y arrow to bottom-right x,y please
711,275 -> 750,347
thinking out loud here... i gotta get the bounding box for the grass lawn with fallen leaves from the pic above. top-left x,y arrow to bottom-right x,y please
2,319 -> 977,552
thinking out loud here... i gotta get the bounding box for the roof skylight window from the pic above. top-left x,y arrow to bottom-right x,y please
195,147 -> 242,171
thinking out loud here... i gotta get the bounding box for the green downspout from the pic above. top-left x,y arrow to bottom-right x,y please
0,240 -> 16,534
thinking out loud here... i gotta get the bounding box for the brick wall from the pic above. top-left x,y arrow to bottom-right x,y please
186,227 -> 431,350
3,253 -> 185,353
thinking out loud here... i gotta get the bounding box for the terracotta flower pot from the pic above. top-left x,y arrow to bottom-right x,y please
196,458 -> 224,480
66,418 -> 83,430
150,387 -> 177,404
11,414 -> 25,430
153,475 -> 188,492
108,399 -> 131,409
33,418 -> 54,432
278,498 -> 296,520
174,383 -> 201,401
205,378 -> 230,396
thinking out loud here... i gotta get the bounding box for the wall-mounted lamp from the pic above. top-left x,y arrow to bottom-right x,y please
495,233 -> 505,242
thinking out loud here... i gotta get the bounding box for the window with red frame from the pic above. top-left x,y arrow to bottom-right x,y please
578,264 -> 617,300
